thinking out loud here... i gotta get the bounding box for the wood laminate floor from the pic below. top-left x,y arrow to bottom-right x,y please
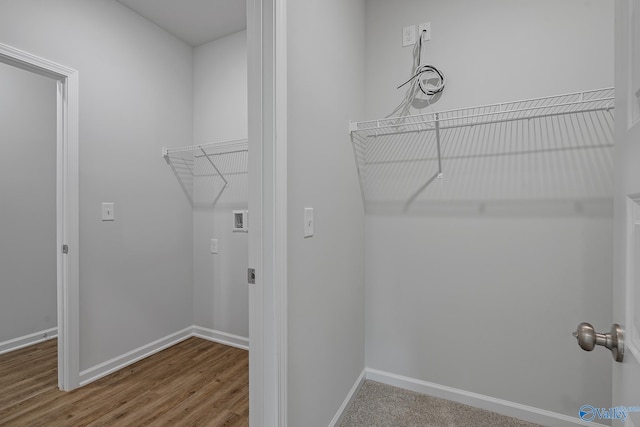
0,337 -> 248,426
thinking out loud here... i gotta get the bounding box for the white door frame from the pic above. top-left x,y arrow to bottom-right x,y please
0,43 -> 80,391
613,0 -> 640,418
624,195 -> 640,363
247,0 -> 288,425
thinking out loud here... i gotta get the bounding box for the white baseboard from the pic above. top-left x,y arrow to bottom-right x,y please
79,327 -> 193,386
366,369 -> 609,427
192,326 -> 249,351
329,369 -> 367,427
0,327 -> 58,355
78,326 -> 249,387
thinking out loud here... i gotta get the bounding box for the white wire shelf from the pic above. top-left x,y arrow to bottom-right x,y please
349,88 -> 615,212
350,88 -> 614,137
163,138 -> 248,207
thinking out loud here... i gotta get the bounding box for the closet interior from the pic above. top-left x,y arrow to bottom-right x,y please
351,0 -> 616,423
165,135 -> 250,344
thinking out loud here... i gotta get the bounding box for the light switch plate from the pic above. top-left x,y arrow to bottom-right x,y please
101,202 -> 114,221
304,207 -> 314,238
210,239 -> 218,254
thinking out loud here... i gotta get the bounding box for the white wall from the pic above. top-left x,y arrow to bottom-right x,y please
286,0 -> 367,425
193,31 -> 247,145
364,0 -> 615,118
0,0 -> 194,371
0,61 -> 57,343
364,0 -> 614,419
192,31 -> 249,338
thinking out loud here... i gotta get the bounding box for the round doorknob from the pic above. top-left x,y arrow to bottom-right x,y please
573,322 -> 597,351
572,322 -> 624,362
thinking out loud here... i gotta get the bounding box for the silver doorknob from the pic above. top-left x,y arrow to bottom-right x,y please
572,322 -> 624,362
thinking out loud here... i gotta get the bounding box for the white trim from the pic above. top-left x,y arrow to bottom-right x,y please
626,196 -> 640,362
247,0 -> 288,425
328,369 -> 367,427
192,326 -> 249,350
0,328 -> 58,355
366,369 -> 609,427
274,0 -> 288,425
78,327 -> 192,386
247,0 -> 266,424
0,42 -> 80,392
627,0 -> 640,130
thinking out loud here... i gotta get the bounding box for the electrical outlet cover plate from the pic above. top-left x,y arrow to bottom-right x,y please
403,25 -> 416,47
419,22 -> 431,41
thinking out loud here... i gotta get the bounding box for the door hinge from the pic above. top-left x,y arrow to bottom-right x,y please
62,244 -> 69,254
248,268 -> 256,284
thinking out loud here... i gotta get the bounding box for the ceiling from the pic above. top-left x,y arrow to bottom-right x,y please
116,0 -> 247,47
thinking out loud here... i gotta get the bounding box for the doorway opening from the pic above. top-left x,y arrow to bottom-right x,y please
0,43 -> 79,391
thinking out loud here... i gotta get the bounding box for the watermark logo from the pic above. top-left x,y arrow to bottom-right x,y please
579,405 -> 640,423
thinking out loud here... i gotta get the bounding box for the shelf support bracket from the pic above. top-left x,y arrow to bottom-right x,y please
403,113 -> 444,212
435,113 -> 443,179
200,147 -> 229,188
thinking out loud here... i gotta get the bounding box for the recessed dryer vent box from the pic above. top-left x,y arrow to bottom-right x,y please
233,210 -> 248,232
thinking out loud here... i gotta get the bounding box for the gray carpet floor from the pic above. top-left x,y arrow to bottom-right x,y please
339,381 -> 546,427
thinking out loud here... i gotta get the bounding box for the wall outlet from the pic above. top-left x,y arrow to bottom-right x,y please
402,25 -> 416,47
210,239 -> 218,254
418,22 -> 431,41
